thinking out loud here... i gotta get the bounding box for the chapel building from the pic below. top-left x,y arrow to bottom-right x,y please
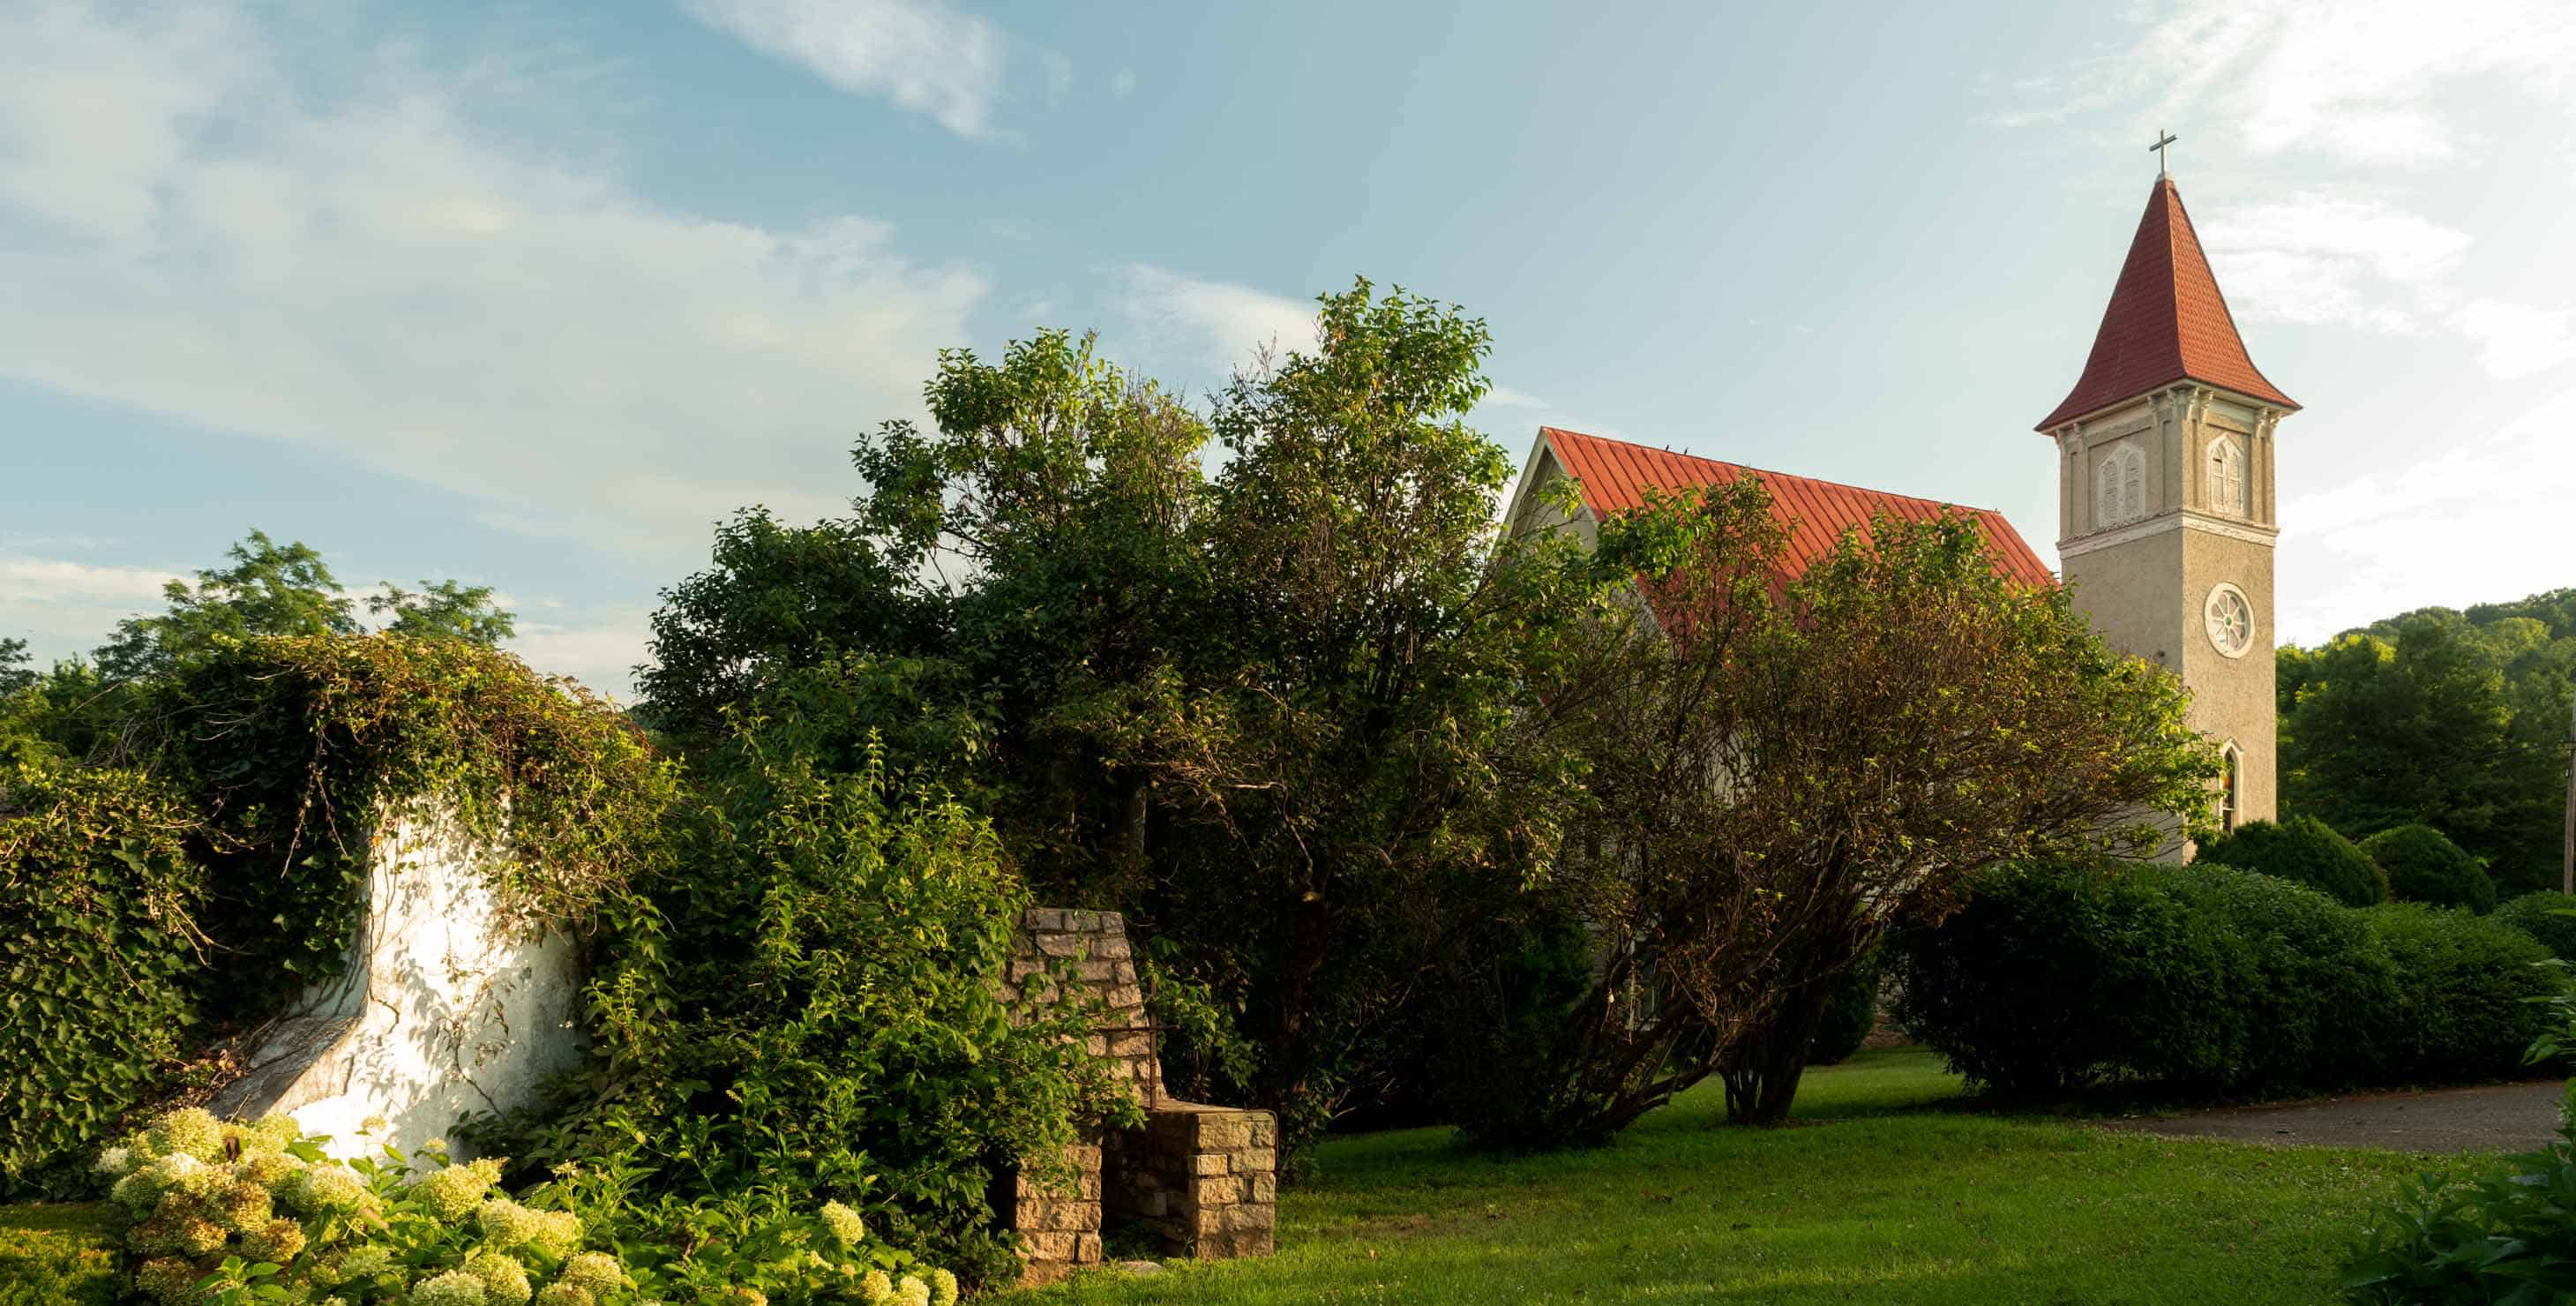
1501,170 -> 2296,860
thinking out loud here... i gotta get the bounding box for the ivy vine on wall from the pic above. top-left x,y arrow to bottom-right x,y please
0,634 -> 675,1197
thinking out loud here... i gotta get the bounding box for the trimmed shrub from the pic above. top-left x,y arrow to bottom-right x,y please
2496,890 -> 2576,959
2193,815 -> 2387,906
2365,823 -> 2497,913
1894,856 -> 2412,1099
1808,959 -> 1881,1067
2363,903 -> 2553,1082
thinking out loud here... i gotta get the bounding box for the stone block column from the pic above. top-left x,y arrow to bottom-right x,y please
996,907 -> 1276,1283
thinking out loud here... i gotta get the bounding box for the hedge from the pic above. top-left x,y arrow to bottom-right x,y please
2363,902 -> 2554,1082
2495,890 -> 2576,958
2193,815 -> 2387,906
1893,856 -> 2548,1100
2364,823 -> 2497,914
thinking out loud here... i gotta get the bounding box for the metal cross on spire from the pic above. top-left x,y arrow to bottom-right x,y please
2150,129 -> 2179,176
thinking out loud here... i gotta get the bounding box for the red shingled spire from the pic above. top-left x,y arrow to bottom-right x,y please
2034,176 -> 2298,432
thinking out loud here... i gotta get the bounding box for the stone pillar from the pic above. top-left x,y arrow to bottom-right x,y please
995,907 -> 1276,1283
1102,1102 -> 1277,1258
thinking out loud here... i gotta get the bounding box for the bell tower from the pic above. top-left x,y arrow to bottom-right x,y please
2038,168 -> 2299,856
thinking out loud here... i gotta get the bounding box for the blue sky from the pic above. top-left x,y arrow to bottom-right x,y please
6,0 -> 2574,695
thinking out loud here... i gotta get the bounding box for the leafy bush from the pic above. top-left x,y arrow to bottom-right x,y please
0,765 -> 208,1198
2363,823 -> 2497,914
478,667 -> 1138,1288
2193,816 -> 2387,907
2362,903 -> 2553,1083
1894,857 -> 2401,1099
2497,890 -> 2576,959
1808,960 -> 1881,1068
90,1107 -> 959,1305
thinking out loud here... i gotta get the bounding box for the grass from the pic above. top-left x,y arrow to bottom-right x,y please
1028,1048 -> 2473,1305
0,1201 -> 120,1306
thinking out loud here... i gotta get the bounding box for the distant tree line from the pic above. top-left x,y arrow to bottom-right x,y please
2280,589 -> 2576,895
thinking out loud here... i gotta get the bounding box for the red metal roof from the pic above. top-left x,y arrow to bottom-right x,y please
2035,176 -> 2299,431
1539,426 -> 2056,589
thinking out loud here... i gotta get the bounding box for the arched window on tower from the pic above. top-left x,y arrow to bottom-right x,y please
2096,442 -> 2146,526
2207,436 -> 2247,516
2218,743 -> 2242,834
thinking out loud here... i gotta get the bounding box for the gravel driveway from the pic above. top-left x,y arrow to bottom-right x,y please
2100,1079 -> 2568,1153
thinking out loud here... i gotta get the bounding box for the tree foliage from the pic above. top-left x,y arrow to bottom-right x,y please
1453,482 -> 2220,1145
2280,595 -> 2575,896
482,664 -> 1135,1288
638,284 -> 1621,1155
0,638 -> 32,696
94,531 -> 362,683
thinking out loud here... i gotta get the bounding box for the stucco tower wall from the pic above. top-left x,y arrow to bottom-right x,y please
2055,385 -> 2287,854
2178,525 -> 2278,823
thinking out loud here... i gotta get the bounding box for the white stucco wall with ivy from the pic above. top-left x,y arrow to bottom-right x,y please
209,802 -> 586,1160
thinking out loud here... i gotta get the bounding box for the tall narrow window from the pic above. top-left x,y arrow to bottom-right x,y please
2207,436 -> 2246,515
2218,744 -> 2242,834
2096,443 -> 2146,526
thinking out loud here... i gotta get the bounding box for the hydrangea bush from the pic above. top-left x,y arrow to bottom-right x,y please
94,1109 -> 959,1306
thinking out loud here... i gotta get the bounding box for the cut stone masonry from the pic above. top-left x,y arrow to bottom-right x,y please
995,908 -> 1276,1284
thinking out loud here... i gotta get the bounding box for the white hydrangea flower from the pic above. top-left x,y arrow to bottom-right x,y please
819,1200 -> 866,1248
557,1250 -> 625,1295
412,1270 -> 491,1306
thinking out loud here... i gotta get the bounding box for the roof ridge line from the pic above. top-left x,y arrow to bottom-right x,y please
1544,425 -> 2013,517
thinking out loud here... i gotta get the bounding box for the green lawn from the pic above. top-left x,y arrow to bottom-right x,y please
1030,1048 -> 2470,1305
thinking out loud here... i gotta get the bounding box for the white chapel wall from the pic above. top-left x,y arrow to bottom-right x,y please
208,800 -> 586,1160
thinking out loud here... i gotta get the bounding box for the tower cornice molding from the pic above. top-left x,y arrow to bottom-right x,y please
2041,380 -> 2290,439
2057,507 -> 2279,559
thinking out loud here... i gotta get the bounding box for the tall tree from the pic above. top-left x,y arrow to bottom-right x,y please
1456,481 -> 2217,1145
0,639 -> 31,696
367,580 -> 515,646
639,289 -> 1618,1152
95,530 -> 359,681
2280,607 -> 2572,893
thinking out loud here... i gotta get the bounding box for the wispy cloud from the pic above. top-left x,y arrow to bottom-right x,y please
2195,194 -> 2472,334
683,0 -> 1024,139
2451,300 -> 2576,380
2280,387 -> 2576,641
507,604 -> 657,700
0,555 -> 182,666
1115,266 -> 1320,375
1480,386 -> 1550,409
1985,0 -> 2576,167
0,1 -> 979,558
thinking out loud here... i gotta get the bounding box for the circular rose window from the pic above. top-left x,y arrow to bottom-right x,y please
2205,583 -> 2254,658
